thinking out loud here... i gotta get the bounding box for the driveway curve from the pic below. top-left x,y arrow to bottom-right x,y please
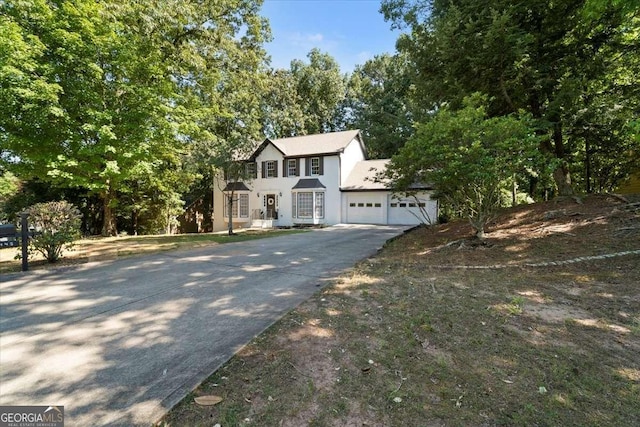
0,224 -> 409,426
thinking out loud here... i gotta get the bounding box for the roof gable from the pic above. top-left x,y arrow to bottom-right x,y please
248,138 -> 285,161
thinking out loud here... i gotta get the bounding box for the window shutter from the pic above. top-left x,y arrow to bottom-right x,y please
261,161 -> 266,178
283,159 -> 288,177
274,160 -> 278,177
295,158 -> 300,176
305,158 -> 310,176
319,156 -> 324,175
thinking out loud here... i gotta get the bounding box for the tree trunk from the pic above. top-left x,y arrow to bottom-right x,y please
585,138 -> 592,193
101,187 -> 117,237
132,210 -> 138,236
539,122 -> 574,197
553,164 -> 573,197
227,192 -> 235,235
551,122 -> 574,196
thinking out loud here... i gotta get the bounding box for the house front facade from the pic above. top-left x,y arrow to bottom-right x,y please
212,130 -> 438,231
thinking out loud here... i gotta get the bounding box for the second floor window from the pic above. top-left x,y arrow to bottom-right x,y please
267,161 -> 276,177
262,160 -> 278,178
310,157 -> 320,175
245,162 -> 257,179
288,159 -> 298,177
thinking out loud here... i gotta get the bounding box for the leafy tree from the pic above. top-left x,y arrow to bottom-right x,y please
385,95 -> 538,239
0,0 -> 270,236
290,49 -> 346,135
26,200 -> 81,263
261,69 -> 307,138
0,172 -> 20,223
381,0 -> 639,196
344,53 -> 415,158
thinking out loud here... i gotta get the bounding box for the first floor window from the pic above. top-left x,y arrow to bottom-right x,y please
293,191 -> 325,219
224,193 -> 249,218
297,192 -> 313,218
292,193 -> 297,217
239,194 -> 249,218
315,192 -> 324,218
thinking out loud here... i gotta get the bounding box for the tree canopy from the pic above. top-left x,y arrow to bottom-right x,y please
1,0 -> 270,235
386,94 -> 538,238
381,0 -> 640,196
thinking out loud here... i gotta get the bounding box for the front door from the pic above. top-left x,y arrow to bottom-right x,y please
266,194 -> 276,219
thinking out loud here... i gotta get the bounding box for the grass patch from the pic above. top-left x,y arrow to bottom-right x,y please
161,194 -> 639,426
0,229 -> 306,274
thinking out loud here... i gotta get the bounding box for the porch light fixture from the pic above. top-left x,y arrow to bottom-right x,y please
279,192 -> 282,197
257,192 -> 260,197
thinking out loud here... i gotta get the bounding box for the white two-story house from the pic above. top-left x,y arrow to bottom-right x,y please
212,130 -> 438,231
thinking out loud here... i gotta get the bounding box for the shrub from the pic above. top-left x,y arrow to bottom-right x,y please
27,201 -> 81,263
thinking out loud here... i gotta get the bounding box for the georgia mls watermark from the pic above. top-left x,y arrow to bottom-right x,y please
0,406 -> 64,427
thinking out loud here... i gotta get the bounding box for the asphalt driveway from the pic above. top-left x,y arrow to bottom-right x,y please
0,224 -> 409,426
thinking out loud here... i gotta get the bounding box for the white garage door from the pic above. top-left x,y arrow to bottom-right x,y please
347,194 -> 385,224
388,197 -> 436,225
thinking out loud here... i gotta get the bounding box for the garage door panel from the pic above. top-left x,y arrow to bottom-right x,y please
347,194 -> 384,224
388,197 -> 436,225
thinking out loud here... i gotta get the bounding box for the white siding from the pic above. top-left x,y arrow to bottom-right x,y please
339,138 -> 366,187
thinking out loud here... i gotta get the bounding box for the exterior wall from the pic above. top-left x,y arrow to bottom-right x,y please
212,176 -> 226,232
247,144 -> 343,227
178,195 -> 213,233
339,138 -> 366,187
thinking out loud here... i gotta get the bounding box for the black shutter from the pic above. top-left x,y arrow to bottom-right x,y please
319,156 -> 324,175
283,159 -> 288,177
261,161 -> 266,178
274,160 -> 278,177
295,158 -> 300,176
305,158 -> 310,176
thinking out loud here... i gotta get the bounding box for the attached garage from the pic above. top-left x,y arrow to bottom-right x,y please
346,193 -> 386,224
342,159 -> 437,226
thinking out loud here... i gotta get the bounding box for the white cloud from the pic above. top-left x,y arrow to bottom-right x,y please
288,32 -> 332,48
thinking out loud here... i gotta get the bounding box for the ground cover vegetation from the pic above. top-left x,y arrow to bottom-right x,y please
161,194 -> 640,426
1,0 -> 638,237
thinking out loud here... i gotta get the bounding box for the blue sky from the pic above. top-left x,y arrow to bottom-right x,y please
260,0 -> 403,73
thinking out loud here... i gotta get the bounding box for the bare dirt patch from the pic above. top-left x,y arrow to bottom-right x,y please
161,195 -> 639,427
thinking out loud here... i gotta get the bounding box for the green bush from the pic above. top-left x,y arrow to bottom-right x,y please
27,201 -> 81,263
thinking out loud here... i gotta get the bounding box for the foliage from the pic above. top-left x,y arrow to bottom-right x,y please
26,200 -> 81,263
0,0 -> 270,236
289,48 -> 347,135
261,69 -> 307,138
386,94 -> 538,238
344,53 -> 415,158
381,0 -> 640,196
0,172 -> 20,222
